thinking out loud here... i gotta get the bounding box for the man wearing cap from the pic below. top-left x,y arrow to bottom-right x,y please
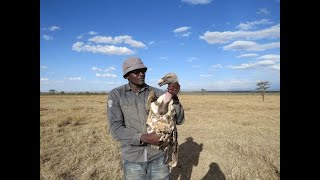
107,57 -> 185,180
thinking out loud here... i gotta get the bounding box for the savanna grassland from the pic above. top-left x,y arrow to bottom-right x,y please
40,93 -> 280,180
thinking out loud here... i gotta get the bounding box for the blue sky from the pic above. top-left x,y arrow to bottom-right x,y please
40,0 -> 280,92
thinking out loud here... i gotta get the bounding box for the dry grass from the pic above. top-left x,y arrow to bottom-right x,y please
40,93 -> 279,180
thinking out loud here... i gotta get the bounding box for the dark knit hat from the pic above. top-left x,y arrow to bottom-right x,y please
122,57 -> 147,78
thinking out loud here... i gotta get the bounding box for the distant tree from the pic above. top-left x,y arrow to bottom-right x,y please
49,89 -> 56,97
201,89 -> 207,95
60,91 -> 65,95
256,81 -> 271,102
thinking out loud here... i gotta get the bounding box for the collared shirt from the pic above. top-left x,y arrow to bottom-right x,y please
107,83 -> 185,162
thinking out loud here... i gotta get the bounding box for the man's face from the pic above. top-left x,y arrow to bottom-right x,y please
127,68 -> 147,87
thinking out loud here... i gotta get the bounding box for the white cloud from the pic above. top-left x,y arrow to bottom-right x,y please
72,41 -> 134,55
40,65 -> 48,70
96,73 -> 117,78
88,31 -> 98,35
40,78 -> 49,81
160,57 -> 168,60
258,54 -> 280,61
272,63 -> 280,71
210,64 -> 223,69
182,32 -> 191,37
49,26 -> 61,31
88,81 -> 117,85
88,35 -> 146,48
227,60 -> 276,69
209,79 -> 253,91
41,25 -> 61,31
105,66 -> 116,71
72,42 -> 84,51
236,54 -> 258,58
41,26 -> 61,41
173,27 -> 192,37
200,74 -> 213,77
186,57 -> 198,62
92,66 -> 116,72
257,8 -> 270,15
43,35 -> 53,40
173,26 -> 191,33
255,60 -> 275,66
223,40 -> 280,51
236,19 -> 273,30
181,0 -> 213,5
200,24 -> 280,44
65,77 -> 81,80
77,34 -> 84,39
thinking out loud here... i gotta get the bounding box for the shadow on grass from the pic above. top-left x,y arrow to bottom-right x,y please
201,162 -> 226,180
170,137 -> 203,180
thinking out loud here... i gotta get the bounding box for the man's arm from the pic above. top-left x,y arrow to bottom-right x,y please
107,89 -> 143,146
140,132 -> 161,145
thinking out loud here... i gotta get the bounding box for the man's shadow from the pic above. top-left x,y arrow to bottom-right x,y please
201,162 -> 226,180
170,137 -> 203,180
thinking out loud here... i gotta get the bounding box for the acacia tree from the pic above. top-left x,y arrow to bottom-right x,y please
256,81 -> 271,102
49,89 -> 56,97
201,88 -> 207,95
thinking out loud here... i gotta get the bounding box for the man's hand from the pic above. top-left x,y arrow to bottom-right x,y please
140,132 -> 161,146
167,82 -> 180,96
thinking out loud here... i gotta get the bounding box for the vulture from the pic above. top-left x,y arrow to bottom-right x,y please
146,72 -> 179,168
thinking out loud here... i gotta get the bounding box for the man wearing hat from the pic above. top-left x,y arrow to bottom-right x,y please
107,57 -> 185,180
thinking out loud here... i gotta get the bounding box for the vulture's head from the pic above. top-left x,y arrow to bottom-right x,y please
158,73 -> 178,87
